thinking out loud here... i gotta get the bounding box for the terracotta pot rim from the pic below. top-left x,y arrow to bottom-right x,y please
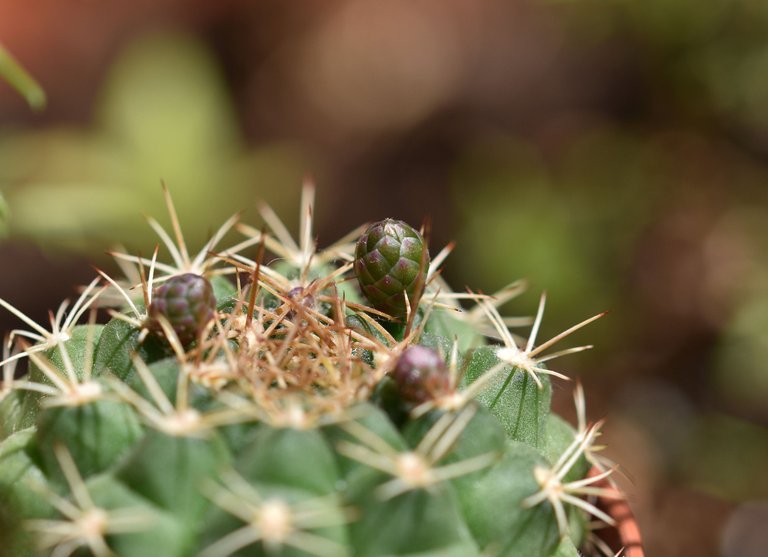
588,466 -> 644,557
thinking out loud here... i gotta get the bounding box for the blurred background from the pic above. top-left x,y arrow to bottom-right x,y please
1,0 -> 767,554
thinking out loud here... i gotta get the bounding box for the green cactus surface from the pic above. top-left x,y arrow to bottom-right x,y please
0,185 -> 620,557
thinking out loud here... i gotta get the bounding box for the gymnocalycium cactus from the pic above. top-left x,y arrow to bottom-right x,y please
0,184 -> 623,557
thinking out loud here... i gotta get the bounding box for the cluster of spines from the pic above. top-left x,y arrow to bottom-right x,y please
0,183 -> 623,557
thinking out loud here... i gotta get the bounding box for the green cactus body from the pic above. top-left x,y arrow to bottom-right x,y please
0,187 -> 617,557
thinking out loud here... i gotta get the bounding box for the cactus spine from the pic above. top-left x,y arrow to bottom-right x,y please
0,184 -> 620,557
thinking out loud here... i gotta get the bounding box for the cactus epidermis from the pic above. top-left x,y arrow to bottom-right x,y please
0,183 -> 621,557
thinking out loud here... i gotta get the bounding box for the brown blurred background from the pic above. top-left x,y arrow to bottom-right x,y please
2,1 -> 768,555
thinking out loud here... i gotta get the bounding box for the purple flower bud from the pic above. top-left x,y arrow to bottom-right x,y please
392,345 -> 450,404
149,273 -> 217,345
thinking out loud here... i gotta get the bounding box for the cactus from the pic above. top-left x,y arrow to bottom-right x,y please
0,185 -> 623,557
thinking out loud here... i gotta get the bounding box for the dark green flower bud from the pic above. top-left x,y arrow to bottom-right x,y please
149,273 -> 217,345
392,345 -> 450,404
354,219 -> 429,319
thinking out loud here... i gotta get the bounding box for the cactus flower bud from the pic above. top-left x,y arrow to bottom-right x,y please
392,345 -> 450,404
354,219 -> 429,319
149,273 -> 217,345
285,286 -> 316,320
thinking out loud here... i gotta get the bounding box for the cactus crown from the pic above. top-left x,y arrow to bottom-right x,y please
0,184 -> 621,557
